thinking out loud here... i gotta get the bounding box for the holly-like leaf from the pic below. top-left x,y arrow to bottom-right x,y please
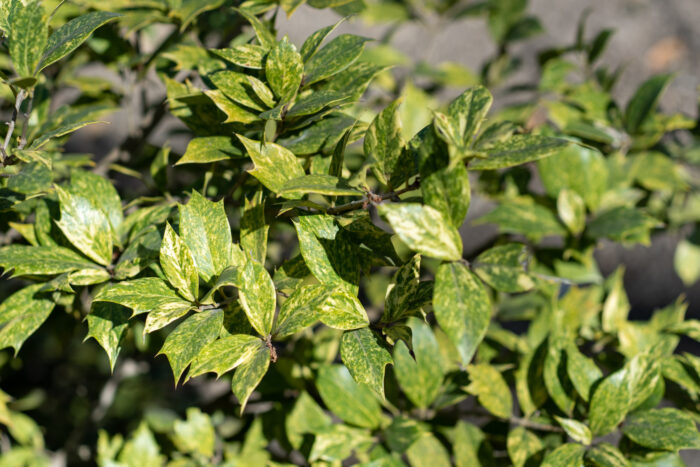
303,34 -> 371,86
178,191 -> 233,283
38,11 -> 120,72
93,277 -> 193,333
237,135 -> 305,193
8,0 -> 47,77
265,37 -> 303,102
187,334 -> 261,380
465,363 -> 512,418
473,243 -> 534,293
160,223 -> 199,302
55,186 -> 113,266
316,364 -> 382,429
378,203 -> 462,261
470,135 -> 570,170
299,19 -> 345,62
0,245 -> 98,277
0,284 -> 55,355
622,408 -> 700,451
158,308 -> 223,383
340,327 -> 392,397
237,256 -> 276,337
86,302 -> 131,371
240,190 -> 268,264
231,342 -> 270,414
393,318 -> 444,408
273,284 -> 324,338
434,262 -> 491,365
279,174 -> 363,197
365,98 -> 404,186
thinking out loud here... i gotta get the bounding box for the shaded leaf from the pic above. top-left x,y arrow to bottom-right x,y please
465,363 -> 512,418
279,174 -> 363,197
316,364 -> 382,429
470,135 -> 570,170
365,98 -> 404,186
0,284 -> 54,354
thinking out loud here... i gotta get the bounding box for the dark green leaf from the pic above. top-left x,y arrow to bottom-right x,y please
340,327 -> 392,397
8,0 -> 47,77
0,245 -> 97,277
86,302 -> 131,371
304,34 -> 371,85
625,74 -> 673,133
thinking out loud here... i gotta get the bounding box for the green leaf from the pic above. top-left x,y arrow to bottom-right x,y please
237,256 -> 276,336
316,364 -> 382,429
277,112 -> 356,155
587,207 -> 660,244
309,424 -> 374,463
231,342 -> 270,413
622,408 -> 700,451
434,262 -> 491,365
240,190 -> 268,264
465,363 -> 512,418
279,174 -> 363,197
473,243 -> 534,293
236,7 -> 276,49
293,213 -> 360,292
38,12 -> 120,72
544,339 -> 576,415
476,197 -> 566,240
158,308 -> 223,383
406,433 -> 451,467
118,423 -> 164,466
178,191 -> 233,283
209,70 -> 267,111
0,284 -> 54,354
55,185 -> 113,266
8,0 -> 47,77
384,416 -> 429,453
160,223 -> 199,302
589,366 -> 630,435
299,19 -> 344,62
340,327 -> 392,397
114,225 -> 162,280
602,267 -> 630,333
265,37 -> 303,102
67,170 -> 124,246
187,334 -> 260,380
0,245 -> 97,277
171,408 -> 215,457
30,120 -> 102,149
377,203 -> 462,261
421,163 -> 470,229
211,44 -> 266,69
318,287 -> 370,330
557,189 -> 586,235
507,427 -> 544,467
286,89 -> 349,117
625,73 -> 673,133
304,34 -> 371,85
446,85 -> 493,147
565,344 -> 602,402
237,135 -> 305,193
541,443 -> 585,467
206,89 -> 260,124
273,284 -> 323,338
86,302 -> 131,371
365,98 -> 404,186
93,277 -> 193,333
382,254 -> 422,323
454,421 -> 492,467
393,318 -> 444,408
174,136 -> 243,165
286,391 -> 332,450
554,416 -> 592,445
470,135 -> 570,170
585,443 -> 630,467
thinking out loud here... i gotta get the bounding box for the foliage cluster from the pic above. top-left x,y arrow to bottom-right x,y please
0,0 -> 699,465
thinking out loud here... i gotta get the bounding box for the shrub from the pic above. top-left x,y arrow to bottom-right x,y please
0,0 -> 699,465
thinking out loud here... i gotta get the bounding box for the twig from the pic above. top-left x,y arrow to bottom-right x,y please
326,178 -> 421,215
510,416 -> 564,433
18,94 -> 33,150
1,89 -> 26,163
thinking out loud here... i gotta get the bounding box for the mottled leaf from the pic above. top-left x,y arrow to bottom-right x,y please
38,12 -> 120,72
304,34 -> 371,85
473,243 -> 534,293
507,427 -> 544,467
406,433 -> 451,467
0,245 -> 97,277
171,408 -> 215,457
158,308 -> 223,383
340,327 -> 392,397
316,364 -> 382,429
365,98 -> 404,186
240,190 -> 268,264
434,262 -> 491,365
378,203 -> 462,261
309,424 -> 374,463
541,443 -> 585,467
0,284 -> 54,354
554,416 -> 592,445
238,256 -> 276,337
266,37 -> 303,102
231,342 -> 270,413
585,443 -> 630,467
470,135 -> 570,170
465,363 -> 512,418
8,0 -> 47,77
622,408 -> 700,451
175,136 -> 243,165
237,135 -> 305,193
86,302 -> 131,371
300,19 -> 344,62
565,344 -> 602,402
211,44 -> 266,69
178,191 -> 233,283
187,334 -> 261,380
160,223 -> 199,302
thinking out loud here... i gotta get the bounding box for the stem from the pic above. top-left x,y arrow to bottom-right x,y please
510,416 -> 564,433
326,178 -> 421,215
1,89 -> 26,162
18,93 -> 33,150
